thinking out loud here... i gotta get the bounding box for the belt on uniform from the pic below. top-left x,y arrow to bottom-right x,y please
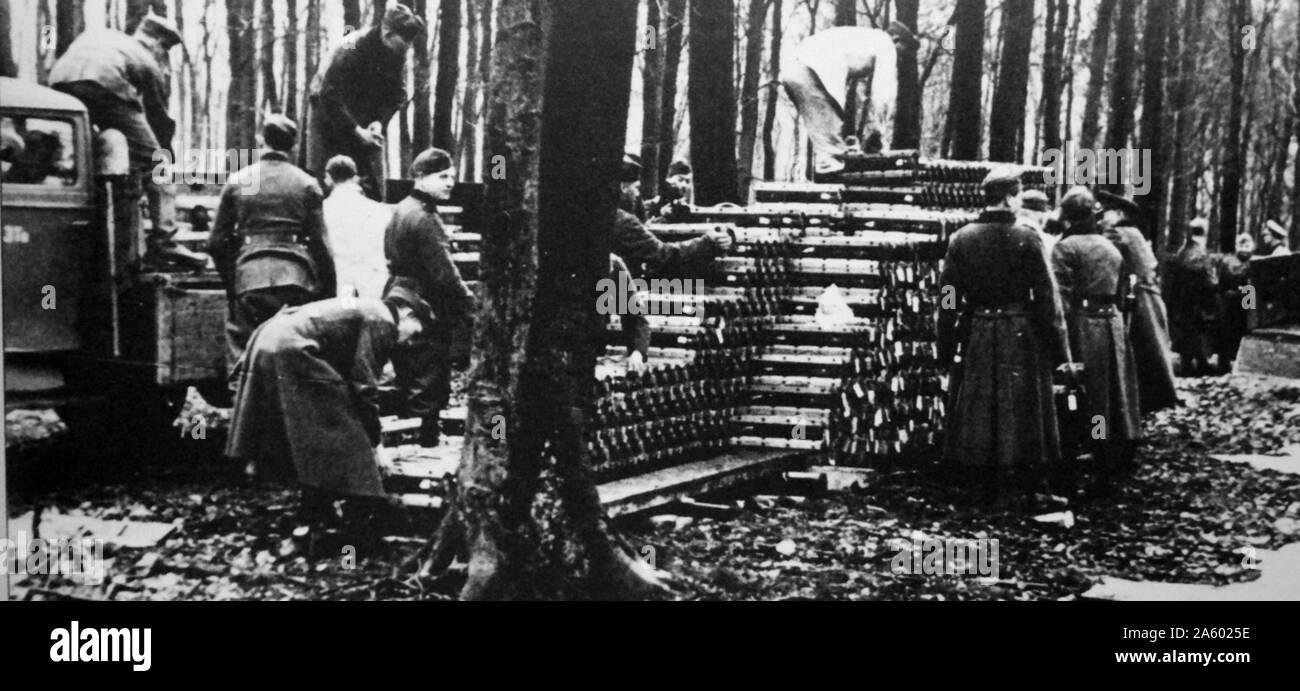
971,302 -> 1029,316
1071,296 -> 1117,313
243,232 -> 305,245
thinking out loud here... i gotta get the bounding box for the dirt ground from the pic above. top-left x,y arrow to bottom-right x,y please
6,374 -> 1299,600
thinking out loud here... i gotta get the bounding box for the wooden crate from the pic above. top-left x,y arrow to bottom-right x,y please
121,273 -> 227,387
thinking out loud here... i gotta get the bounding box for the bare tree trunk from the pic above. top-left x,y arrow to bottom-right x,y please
946,0 -> 985,160
0,0 -> 15,79
1079,0 -> 1115,150
373,0 -> 389,25
305,0 -> 321,83
1041,0 -> 1067,155
227,0 -> 258,150
1166,0 -> 1202,251
1063,0 -> 1080,144
656,0 -> 686,186
737,0 -> 767,199
689,0 -> 739,204
639,0 -> 665,193
1219,0 -> 1248,252
55,0 -> 84,58
892,0 -> 920,149
433,0 -> 462,151
460,0 -> 480,176
429,0 -> 666,601
284,0 -> 299,120
125,0 -> 164,34
834,0 -> 857,140
988,0 -> 1032,162
1136,0 -> 1168,242
412,0 -> 432,153
343,0 -> 360,31
761,0 -> 782,180
1293,11 -> 1300,249
259,0 -> 279,113
1102,0 -> 1136,169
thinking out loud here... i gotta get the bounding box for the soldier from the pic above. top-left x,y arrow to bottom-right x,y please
615,155 -> 731,277
644,159 -> 693,220
1261,220 -> 1291,257
383,148 -> 475,447
323,155 -> 394,300
1050,188 -> 1141,475
300,4 -> 426,201
1098,191 -> 1178,411
225,286 -> 434,543
779,23 -> 918,179
48,10 -> 207,269
1214,233 -> 1256,371
1165,218 -> 1219,376
209,115 -> 337,372
935,166 -> 1070,500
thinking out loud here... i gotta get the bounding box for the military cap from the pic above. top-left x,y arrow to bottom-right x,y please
137,11 -> 183,48
383,3 -> 427,41
1020,189 -> 1050,212
621,152 -> 642,183
383,284 -> 437,330
411,147 -> 453,177
1266,219 -> 1288,240
1096,189 -> 1141,217
981,165 -> 1023,204
262,114 -> 299,151
887,21 -> 920,50
667,160 -> 692,178
1058,186 -> 1097,222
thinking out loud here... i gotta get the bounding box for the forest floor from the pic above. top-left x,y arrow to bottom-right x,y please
6,374 -> 1300,601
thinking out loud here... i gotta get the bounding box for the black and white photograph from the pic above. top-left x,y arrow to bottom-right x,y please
1,0 -> 1298,633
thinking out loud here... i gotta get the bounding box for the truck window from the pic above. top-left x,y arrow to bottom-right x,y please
1,116 -> 78,187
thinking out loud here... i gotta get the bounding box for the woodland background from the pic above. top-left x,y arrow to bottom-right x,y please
3,0 -> 1298,253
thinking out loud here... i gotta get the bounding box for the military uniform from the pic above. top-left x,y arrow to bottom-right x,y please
301,28 -> 408,200
226,297 -> 398,498
1165,239 -> 1219,375
936,209 -> 1070,479
1214,251 -> 1252,366
384,188 -> 475,419
612,208 -> 723,277
209,150 -> 337,371
1051,229 -> 1141,458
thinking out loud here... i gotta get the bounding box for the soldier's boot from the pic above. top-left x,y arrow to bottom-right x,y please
143,181 -> 210,271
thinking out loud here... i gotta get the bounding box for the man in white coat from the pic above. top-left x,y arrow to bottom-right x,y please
323,155 -> 394,299
780,22 -> 918,178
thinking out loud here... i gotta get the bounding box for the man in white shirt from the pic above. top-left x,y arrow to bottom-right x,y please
780,22 -> 918,178
1263,220 -> 1291,257
323,155 -> 394,299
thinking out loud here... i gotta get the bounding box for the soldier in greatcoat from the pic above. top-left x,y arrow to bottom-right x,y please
935,167 -> 1071,499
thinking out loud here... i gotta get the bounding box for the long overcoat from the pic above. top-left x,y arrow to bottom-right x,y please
225,298 -> 396,498
936,210 -> 1070,470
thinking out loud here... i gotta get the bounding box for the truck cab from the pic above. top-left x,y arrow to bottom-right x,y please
1,76 -> 100,399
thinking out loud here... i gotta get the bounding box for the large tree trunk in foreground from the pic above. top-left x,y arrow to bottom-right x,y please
412,0 -> 432,154
420,0 -> 666,601
1040,0 -> 1068,155
689,0 -> 739,204
761,0 -> 782,180
1166,0 -> 1203,252
945,0 -> 984,161
988,0 -> 1033,162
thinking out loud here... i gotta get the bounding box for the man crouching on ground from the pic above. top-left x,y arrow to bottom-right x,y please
225,285 -> 435,547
